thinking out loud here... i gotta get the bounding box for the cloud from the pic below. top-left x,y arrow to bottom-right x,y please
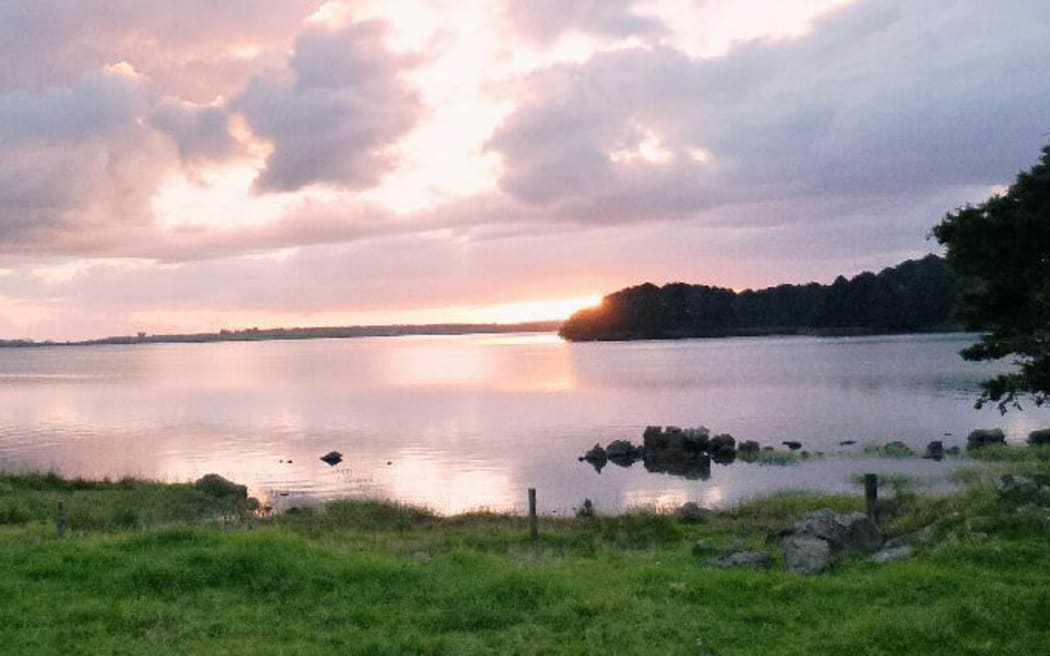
0,65 -> 175,242
150,100 -> 242,163
0,0 -> 326,100
489,0 -> 1050,224
504,0 -> 666,43
233,20 -> 424,192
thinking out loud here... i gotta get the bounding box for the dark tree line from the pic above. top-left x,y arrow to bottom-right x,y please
559,254 -> 961,341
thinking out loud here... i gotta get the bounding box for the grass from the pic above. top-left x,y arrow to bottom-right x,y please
0,453 -> 1048,655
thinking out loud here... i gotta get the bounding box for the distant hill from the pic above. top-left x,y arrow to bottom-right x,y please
0,321 -> 562,348
559,254 -> 962,341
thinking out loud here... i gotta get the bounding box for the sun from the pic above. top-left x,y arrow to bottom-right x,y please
476,294 -> 603,324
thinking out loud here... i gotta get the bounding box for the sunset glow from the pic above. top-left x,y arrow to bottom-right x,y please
0,1 -> 1045,340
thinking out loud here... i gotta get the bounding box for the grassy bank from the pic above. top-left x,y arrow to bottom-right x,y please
1,454 -> 1049,655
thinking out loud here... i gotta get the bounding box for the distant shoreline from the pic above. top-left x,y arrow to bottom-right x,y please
0,320 -> 562,349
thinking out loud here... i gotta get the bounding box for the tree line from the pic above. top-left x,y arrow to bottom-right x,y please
559,254 -> 961,341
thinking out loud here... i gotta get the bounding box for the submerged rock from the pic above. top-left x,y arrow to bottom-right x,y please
838,440 -> 857,446
882,441 -> 914,457
644,451 -> 711,480
967,428 -> 1006,450
783,535 -> 831,574
320,451 -> 344,466
782,441 -> 803,451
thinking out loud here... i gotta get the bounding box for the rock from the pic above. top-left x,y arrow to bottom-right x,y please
194,474 -> 248,499
605,439 -> 642,465
682,427 -> 711,452
580,443 -> 608,472
839,440 -> 857,446
1028,428 -> 1050,446
882,441 -> 914,457
782,535 -> 831,574
967,428 -> 1006,450
871,545 -> 913,564
709,433 -> 737,464
576,499 -> 595,518
675,501 -> 710,524
793,509 -> 882,553
782,441 -> 803,451
320,451 -> 343,466
711,551 -> 773,569
923,440 -> 945,461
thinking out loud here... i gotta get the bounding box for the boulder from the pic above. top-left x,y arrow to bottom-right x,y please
1028,428 -> 1050,446
782,441 -> 802,451
967,428 -> 1006,450
838,440 -> 857,446
711,551 -> 773,569
871,545 -> 913,564
644,451 -> 711,480
320,451 -> 343,466
738,440 -> 761,455
675,501 -> 710,524
782,535 -> 831,574
605,440 -> 642,465
923,440 -> 945,461
793,508 -> 882,553
682,427 -> 711,452
709,433 -> 737,464
194,474 -> 248,499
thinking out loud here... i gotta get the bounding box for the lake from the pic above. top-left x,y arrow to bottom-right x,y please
1,332 -> 1047,514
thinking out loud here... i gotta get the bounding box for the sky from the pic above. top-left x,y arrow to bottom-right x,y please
0,0 -> 1047,340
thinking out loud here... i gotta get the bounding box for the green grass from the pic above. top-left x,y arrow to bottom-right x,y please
0,459 -> 1048,655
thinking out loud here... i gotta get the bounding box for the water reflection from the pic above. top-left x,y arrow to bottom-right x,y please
0,333 -> 1047,514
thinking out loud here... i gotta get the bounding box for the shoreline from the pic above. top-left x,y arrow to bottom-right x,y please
2,446 -> 1048,653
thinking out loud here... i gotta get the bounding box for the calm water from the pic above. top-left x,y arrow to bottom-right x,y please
1,333 -> 1047,514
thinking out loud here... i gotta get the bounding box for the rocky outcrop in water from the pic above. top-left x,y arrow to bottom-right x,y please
580,426 -> 754,479
320,451 -> 344,466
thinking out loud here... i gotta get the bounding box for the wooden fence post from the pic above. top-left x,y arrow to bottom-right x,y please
57,500 -> 66,539
528,488 -> 538,541
864,473 -> 878,521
